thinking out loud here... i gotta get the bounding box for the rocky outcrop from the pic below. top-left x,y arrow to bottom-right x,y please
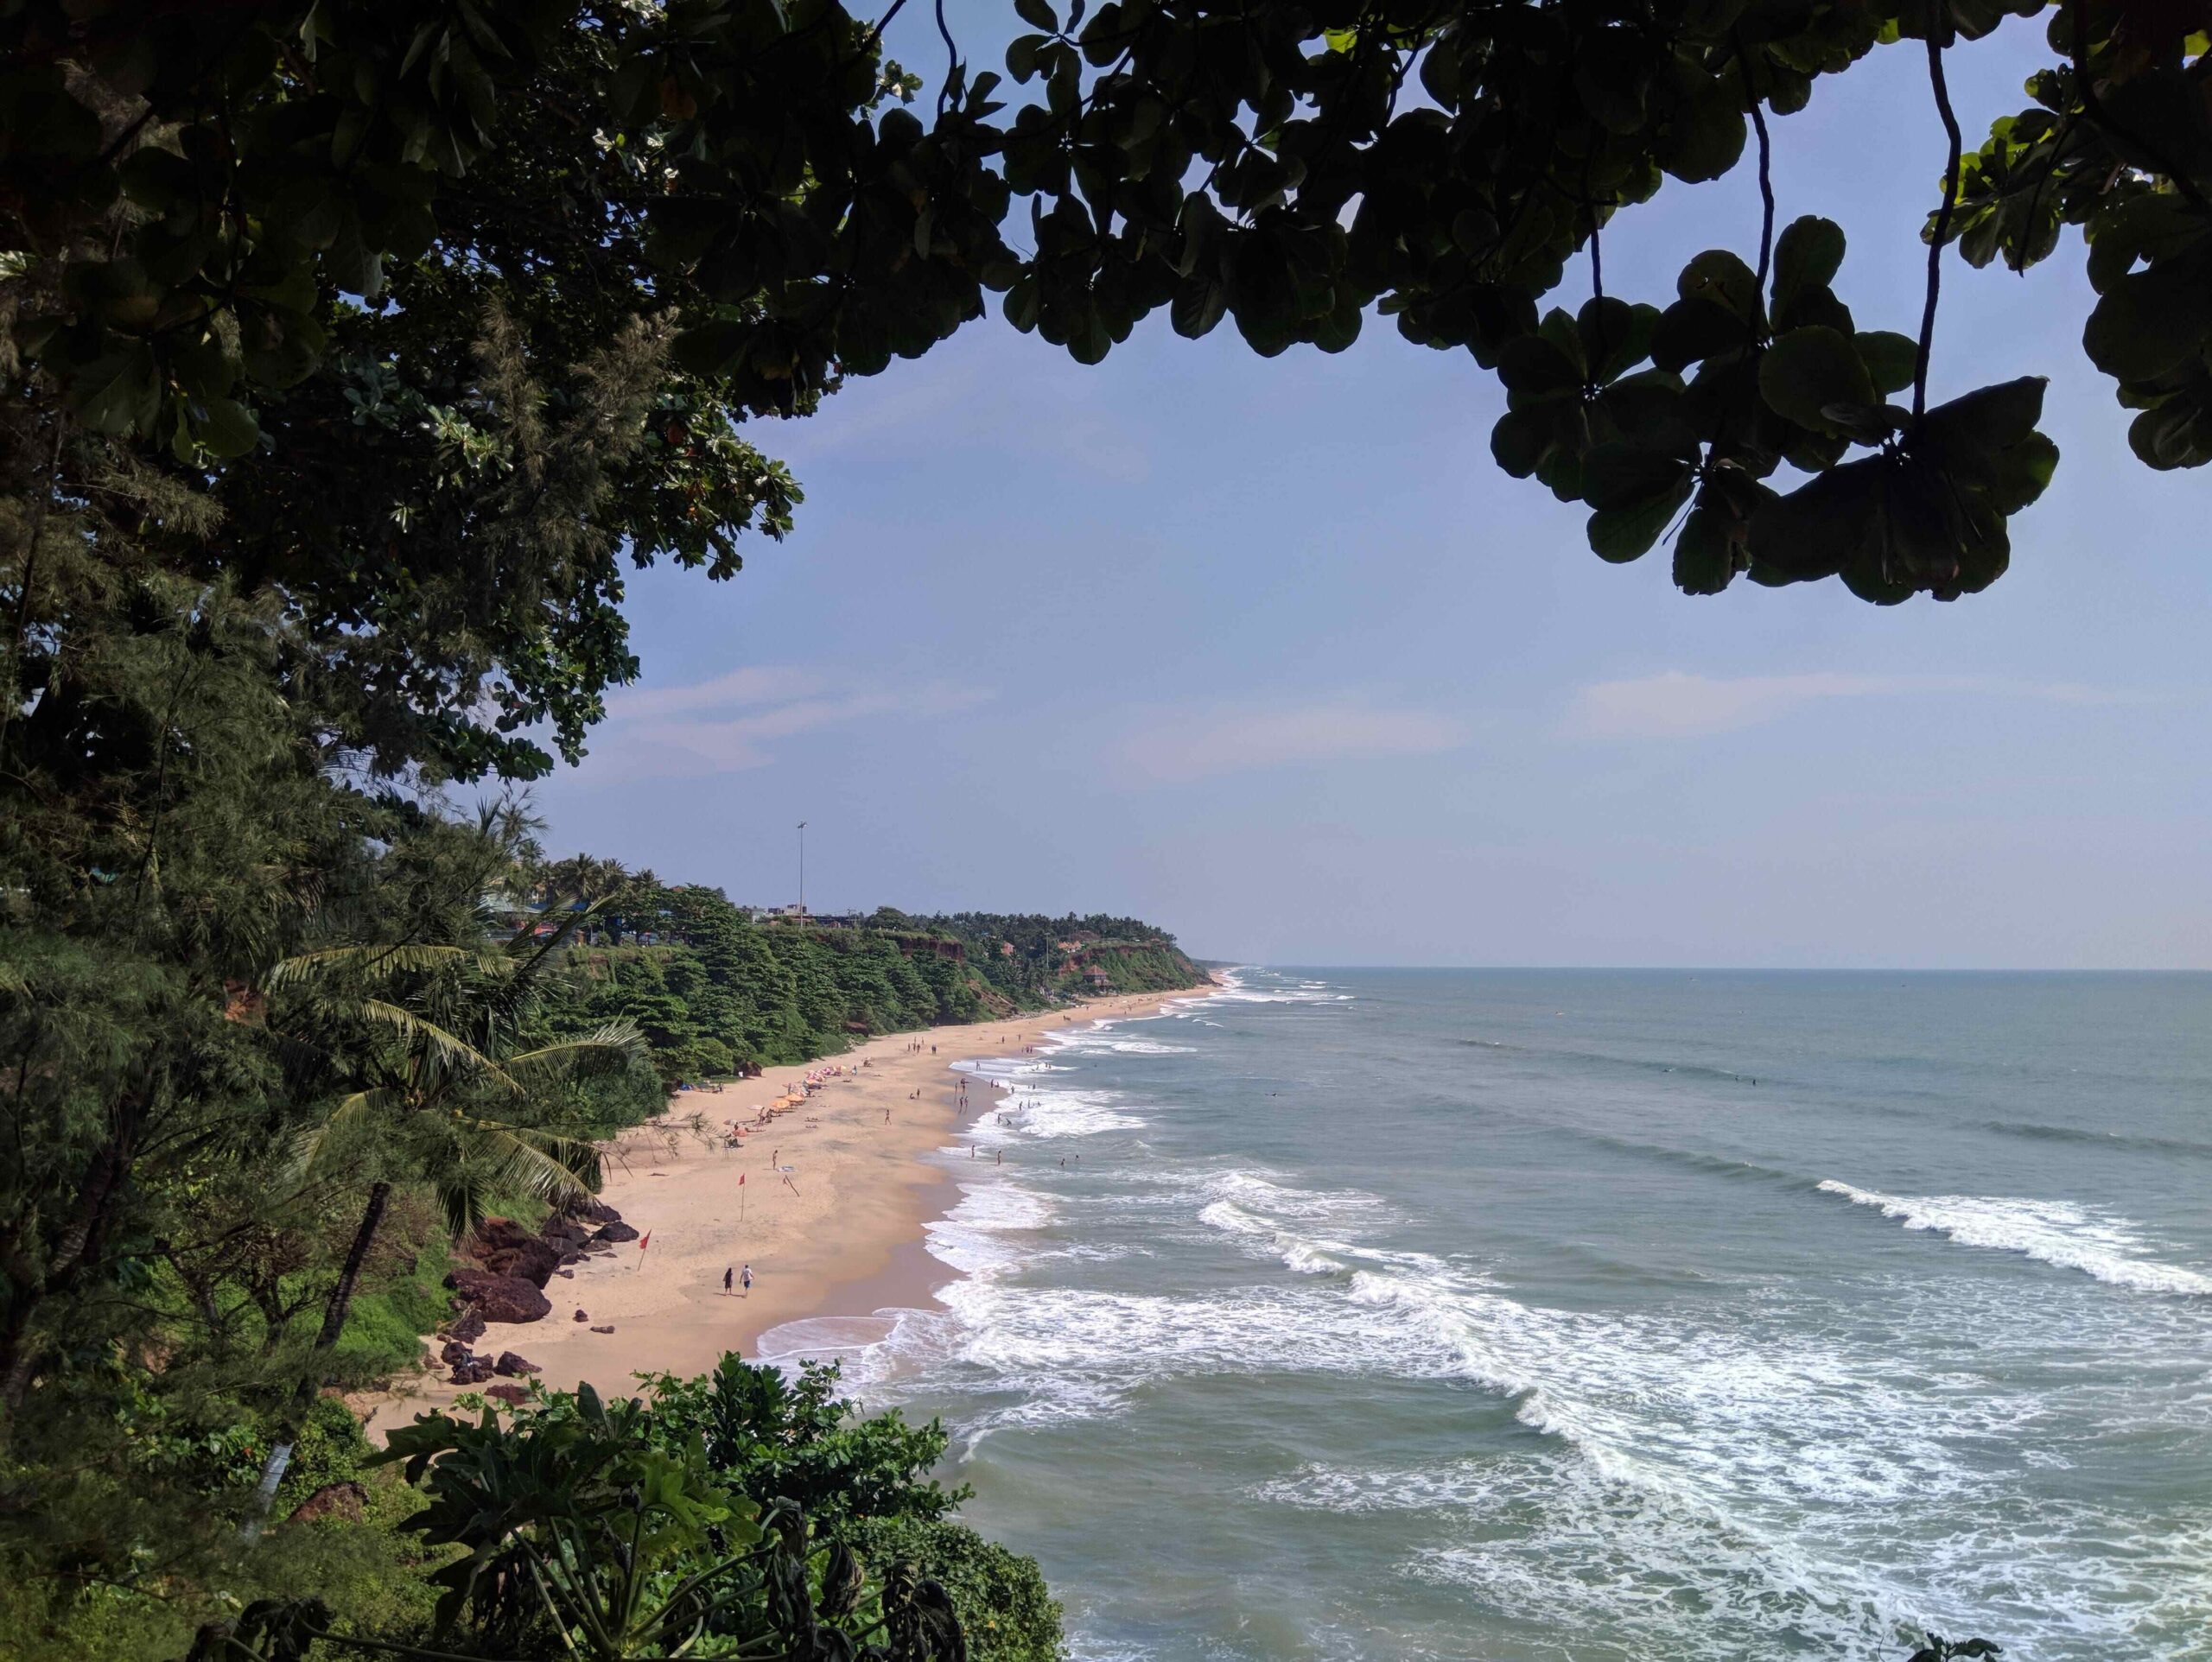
466,1217 -> 562,1287
486,1237 -> 562,1285
485,1383 -> 531,1405
449,1354 -> 495,1385
438,1197 -> 633,1332
445,1268 -> 552,1324
493,1351 -> 539,1376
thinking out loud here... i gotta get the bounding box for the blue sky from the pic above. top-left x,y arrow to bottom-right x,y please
531,17 -> 2211,968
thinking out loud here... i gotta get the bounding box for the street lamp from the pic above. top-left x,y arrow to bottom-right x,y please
797,821 -> 806,917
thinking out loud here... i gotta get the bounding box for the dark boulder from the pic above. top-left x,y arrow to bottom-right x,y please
285,1481 -> 367,1526
439,1340 -> 472,1367
485,1382 -> 531,1405
493,1351 -> 540,1377
555,1268 -> 575,1278
445,1307 -> 486,1346
482,1236 -> 562,1287
467,1216 -> 537,1257
574,1309 -> 588,1322
561,1195 -> 622,1225
450,1355 -> 495,1385
542,1216 -> 591,1247
588,1324 -> 616,1334
590,1221 -> 639,1245
446,1269 -> 551,1324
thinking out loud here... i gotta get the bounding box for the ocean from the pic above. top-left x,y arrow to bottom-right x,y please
760,968 -> 2212,1661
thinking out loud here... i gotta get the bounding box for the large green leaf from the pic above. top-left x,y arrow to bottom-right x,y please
1758,326 -> 1877,436
1587,471 -> 1694,562
1771,216 -> 1845,313
2082,262 -> 2212,384
68,342 -> 162,434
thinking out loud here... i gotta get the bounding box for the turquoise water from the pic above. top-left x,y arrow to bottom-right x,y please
763,969 -> 2212,1660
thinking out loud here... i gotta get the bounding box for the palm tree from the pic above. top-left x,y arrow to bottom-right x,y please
243,904 -> 645,1532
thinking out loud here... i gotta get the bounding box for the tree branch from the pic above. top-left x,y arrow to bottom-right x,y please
1915,12 -> 1965,423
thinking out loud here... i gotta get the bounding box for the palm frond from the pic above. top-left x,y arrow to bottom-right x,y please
357,1000 -> 522,1094
266,943 -> 502,988
435,1170 -> 497,1241
284,1087 -> 404,1183
505,1020 -> 649,1078
444,1120 -> 602,1230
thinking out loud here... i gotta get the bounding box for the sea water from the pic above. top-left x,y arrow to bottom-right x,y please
759,969 -> 2212,1660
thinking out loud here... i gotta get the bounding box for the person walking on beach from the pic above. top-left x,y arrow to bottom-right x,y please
723,1266 -> 734,1294
740,1264 -> 753,1295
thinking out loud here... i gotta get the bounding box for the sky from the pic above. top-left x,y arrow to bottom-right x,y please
531,14 -> 2212,970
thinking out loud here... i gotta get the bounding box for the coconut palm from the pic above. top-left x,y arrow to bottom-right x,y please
243,904 -> 645,1532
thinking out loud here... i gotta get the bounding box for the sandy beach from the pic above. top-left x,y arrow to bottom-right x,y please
362,986 -> 1209,1433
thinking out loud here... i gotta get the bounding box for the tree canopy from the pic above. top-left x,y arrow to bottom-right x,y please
4,0 -> 2205,717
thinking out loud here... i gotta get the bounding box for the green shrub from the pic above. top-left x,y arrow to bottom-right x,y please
330,1245 -> 450,1384
850,1516 -> 1064,1662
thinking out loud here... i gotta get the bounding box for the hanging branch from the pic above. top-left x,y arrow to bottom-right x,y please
1914,8 -> 1965,423
934,0 -> 963,117
1733,30 -> 1776,295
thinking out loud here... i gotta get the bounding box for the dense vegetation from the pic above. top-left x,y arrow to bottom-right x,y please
3,1346 -> 1062,1662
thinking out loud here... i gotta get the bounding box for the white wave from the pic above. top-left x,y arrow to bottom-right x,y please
1197,1199 -> 1345,1274
1197,1169 -> 1382,1220
1817,1181 -> 2212,1295
1056,1036 -> 1196,1056
969,1087 -> 1143,1139
1190,967 -> 1350,1006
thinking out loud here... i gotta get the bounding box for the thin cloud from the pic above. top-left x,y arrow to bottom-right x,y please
603,664 -> 827,721
1570,671 -> 2146,740
582,667 -> 988,781
1114,697 -> 1468,784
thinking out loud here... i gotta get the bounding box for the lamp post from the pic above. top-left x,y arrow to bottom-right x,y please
797,821 -> 806,917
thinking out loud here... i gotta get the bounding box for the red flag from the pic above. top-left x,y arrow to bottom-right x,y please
738,1172 -> 745,1185
639,1231 -> 651,1253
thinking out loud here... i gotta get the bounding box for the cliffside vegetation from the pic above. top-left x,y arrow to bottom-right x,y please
524,862 -> 1211,1084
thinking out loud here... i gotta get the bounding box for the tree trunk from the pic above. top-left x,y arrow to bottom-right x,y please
311,1179 -> 390,1355
240,1179 -> 390,1540
1,1113 -> 139,1411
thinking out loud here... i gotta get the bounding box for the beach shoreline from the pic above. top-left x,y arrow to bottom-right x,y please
360,981 -> 1216,1436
